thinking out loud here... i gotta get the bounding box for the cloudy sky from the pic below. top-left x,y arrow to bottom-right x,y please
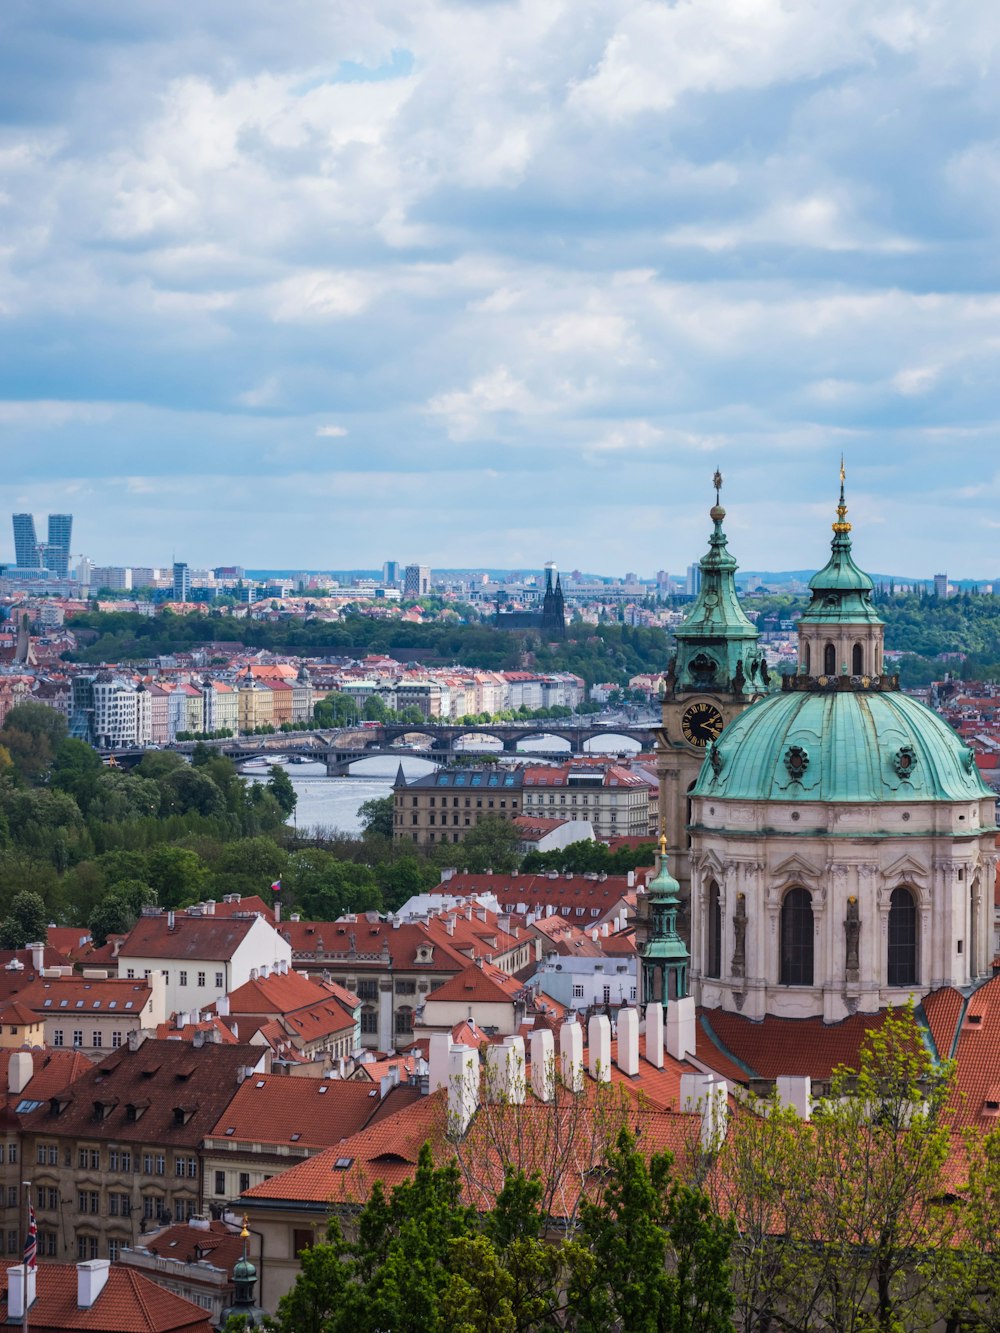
3,0 -> 1000,578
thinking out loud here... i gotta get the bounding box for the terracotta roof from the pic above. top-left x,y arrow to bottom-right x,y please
153,1018 -> 239,1045
944,974 -> 1000,1128
698,1007 -> 898,1082
921,987 -> 966,1061
208,1072 -> 419,1148
16,976 -> 153,1015
0,1000 -> 41,1026
244,1081 -> 700,1218
118,914 -> 260,961
139,1219 -> 244,1272
425,962 -> 523,1006
0,1260 -> 212,1332
45,927 -> 95,961
221,970 -> 334,1016
2,1048 -> 92,1109
19,1039 -> 263,1145
437,873 -> 638,920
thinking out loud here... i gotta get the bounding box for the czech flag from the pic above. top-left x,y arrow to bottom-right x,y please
270,880 -> 281,894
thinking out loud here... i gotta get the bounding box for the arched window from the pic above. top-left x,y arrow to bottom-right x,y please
887,887 -> 918,986
852,642 -> 863,674
803,641 -> 811,673
706,881 -> 722,979
780,887 -> 814,986
824,643 -> 836,675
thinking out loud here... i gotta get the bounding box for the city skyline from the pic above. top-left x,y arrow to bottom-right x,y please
4,4 -> 1000,572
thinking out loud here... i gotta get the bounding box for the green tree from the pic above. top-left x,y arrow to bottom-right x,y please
0,701 -> 68,782
89,878 -> 156,947
358,795 -> 394,840
570,1127 -> 734,1333
267,765 -> 298,819
0,890 -> 49,949
146,845 -> 208,909
455,817 -> 521,874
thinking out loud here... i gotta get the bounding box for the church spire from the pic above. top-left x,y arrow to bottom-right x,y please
639,836 -> 689,1015
795,459 -> 886,681
671,472 -> 762,696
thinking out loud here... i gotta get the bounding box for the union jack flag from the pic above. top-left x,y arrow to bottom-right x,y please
23,1200 -> 36,1271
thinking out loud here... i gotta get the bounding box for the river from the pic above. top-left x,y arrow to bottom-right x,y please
248,734 -> 643,836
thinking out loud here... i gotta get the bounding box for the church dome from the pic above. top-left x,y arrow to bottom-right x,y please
694,681 -> 989,805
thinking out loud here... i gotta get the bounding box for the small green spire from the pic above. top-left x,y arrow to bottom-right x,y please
800,459 -> 882,623
640,837 -> 689,1011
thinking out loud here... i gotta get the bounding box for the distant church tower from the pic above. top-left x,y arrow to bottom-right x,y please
656,474 -> 770,905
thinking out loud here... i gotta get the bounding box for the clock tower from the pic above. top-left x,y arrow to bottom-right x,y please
656,474 -> 770,904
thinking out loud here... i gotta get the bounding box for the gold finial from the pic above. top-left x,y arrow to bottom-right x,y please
240,1216 -> 250,1240
658,831 -> 667,855
833,455 -> 851,535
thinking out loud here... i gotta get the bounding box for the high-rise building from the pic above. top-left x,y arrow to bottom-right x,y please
12,514 -> 40,569
934,572 -> 949,599
403,564 -> 431,597
172,562 -> 191,602
46,514 -> 72,578
382,560 -> 401,586
685,563 -> 702,595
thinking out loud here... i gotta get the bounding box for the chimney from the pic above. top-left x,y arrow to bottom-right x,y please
8,1263 -> 36,1318
627,870 -> 635,888
204,899 -> 216,915
193,1029 -> 206,1049
77,1259 -> 110,1308
126,1029 -> 143,1052
8,1050 -> 32,1096
776,1075 -> 812,1119
167,911 -> 175,931
665,996 -> 696,1062
616,1007 -> 639,1077
645,1004 -> 664,1069
28,941 -> 44,973
447,1045 -> 479,1137
250,968 -> 258,982
444,917 -> 455,936
428,1032 -> 452,1093
560,1020 -> 584,1093
588,1014 -> 611,1083
681,1073 -> 728,1152
273,900 -> 281,924
217,996 -> 230,1017
260,965 -> 269,980
485,1036 -> 526,1105
529,1028 -> 555,1102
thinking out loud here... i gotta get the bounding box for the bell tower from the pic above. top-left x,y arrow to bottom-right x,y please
656,473 -> 770,905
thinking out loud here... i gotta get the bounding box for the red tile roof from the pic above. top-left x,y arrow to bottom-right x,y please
425,962 -> 523,1006
922,986 -> 966,1061
0,1261 -> 212,1332
138,1218 -> 244,1271
3,1048 -> 92,1109
15,976 -> 153,1014
207,1072 -> 418,1148
187,895 -> 275,925
698,1007 -> 898,1082
118,914 -> 259,961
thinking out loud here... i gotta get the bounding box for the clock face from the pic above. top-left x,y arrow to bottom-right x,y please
681,701 -> 724,749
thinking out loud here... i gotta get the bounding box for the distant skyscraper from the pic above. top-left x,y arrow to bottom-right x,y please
46,514 -> 72,578
403,564 -> 431,597
12,514 -> 40,569
686,563 -> 703,595
933,572 -> 948,599
173,561 -> 191,601
383,560 -> 401,586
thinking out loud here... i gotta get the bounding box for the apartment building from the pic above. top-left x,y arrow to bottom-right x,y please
116,912 -> 292,1017
19,1039 -> 266,1263
393,766 -> 524,848
520,763 -> 650,838
14,974 -> 166,1059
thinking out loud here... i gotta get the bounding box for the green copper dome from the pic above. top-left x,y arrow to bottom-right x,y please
693,684 -> 989,804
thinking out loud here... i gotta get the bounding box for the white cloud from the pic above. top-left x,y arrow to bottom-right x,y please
316,424 -> 348,437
